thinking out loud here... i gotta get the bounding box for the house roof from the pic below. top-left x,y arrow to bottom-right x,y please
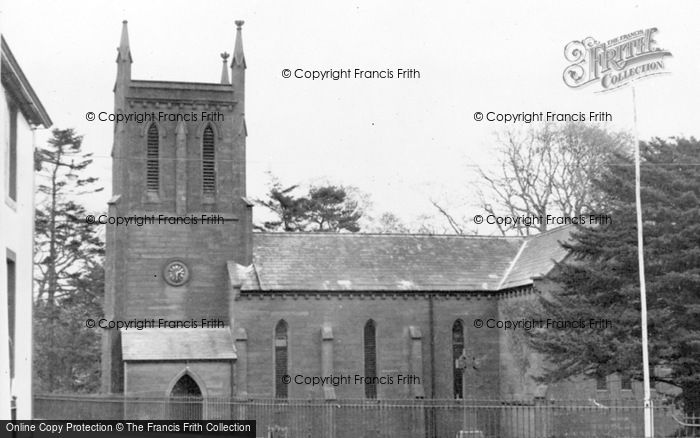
121,328 -> 236,361
233,226 -> 573,292
1,36 -> 52,128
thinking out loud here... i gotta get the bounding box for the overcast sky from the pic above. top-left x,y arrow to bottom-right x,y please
3,0 -> 699,232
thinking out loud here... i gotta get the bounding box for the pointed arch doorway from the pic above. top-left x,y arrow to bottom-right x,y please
169,373 -> 204,420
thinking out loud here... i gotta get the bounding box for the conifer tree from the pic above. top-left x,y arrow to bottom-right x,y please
257,179 -> 364,232
527,137 -> 700,415
33,128 -> 104,393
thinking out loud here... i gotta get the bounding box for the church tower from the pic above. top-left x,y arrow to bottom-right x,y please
101,21 -> 251,395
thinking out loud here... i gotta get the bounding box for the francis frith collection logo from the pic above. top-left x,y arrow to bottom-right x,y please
563,28 -> 672,92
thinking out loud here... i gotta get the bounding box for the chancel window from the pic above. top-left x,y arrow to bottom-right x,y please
364,319 -> 377,399
275,320 -> 288,398
452,320 -> 465,399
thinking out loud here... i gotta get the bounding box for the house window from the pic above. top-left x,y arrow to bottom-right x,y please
452,320 -> 465,399
364,320 -> 377,399
146,124 -> 159,193
8,104 -> 18,201
202,125 -> 216,195
596,375 -> 607,390
621,375 -> 632,390
7,256 -> 16,379
275,320 -> 288,399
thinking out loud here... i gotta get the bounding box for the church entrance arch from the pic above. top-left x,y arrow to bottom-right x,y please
168,372 -> 204,420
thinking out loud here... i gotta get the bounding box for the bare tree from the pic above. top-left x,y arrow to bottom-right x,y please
362,212 -> 411,233
430,200 -> 465,234
477,123 -> 630,235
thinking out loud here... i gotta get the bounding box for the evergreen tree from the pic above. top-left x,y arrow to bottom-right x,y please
304,185 -> 362,232
33,128 -> 104,393
257,179 -> 364,232
33,265 -> 103,393
256,181 -> 308,232
527,137 -> 700,415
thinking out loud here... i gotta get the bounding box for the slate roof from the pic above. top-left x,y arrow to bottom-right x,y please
121,328 -> 235,361
1,36 -> 52,127
234,226 -> 573,292
498,225 -> 573,289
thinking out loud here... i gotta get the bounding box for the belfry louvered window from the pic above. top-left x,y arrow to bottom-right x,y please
452,320 -> 465,399
146,124 -> 159,192
202,125 -> 216,195
364,319 -> 377,398
275,320 -> 288,399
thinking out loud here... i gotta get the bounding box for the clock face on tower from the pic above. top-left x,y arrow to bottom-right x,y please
164,260 -> 189,286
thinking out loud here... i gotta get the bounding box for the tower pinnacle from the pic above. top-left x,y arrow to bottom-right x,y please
232,20 -> 246,69
117,20 -> 132,63
220,52 -> 230,84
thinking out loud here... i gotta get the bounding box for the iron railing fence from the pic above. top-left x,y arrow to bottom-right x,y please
34,395 -> 699,438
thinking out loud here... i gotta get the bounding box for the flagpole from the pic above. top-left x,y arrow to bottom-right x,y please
632,85 -> 653,437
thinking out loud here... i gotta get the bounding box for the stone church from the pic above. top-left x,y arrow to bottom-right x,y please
101,21 -> 599,406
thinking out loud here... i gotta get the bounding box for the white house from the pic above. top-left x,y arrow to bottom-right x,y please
0,35 -> 51,420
